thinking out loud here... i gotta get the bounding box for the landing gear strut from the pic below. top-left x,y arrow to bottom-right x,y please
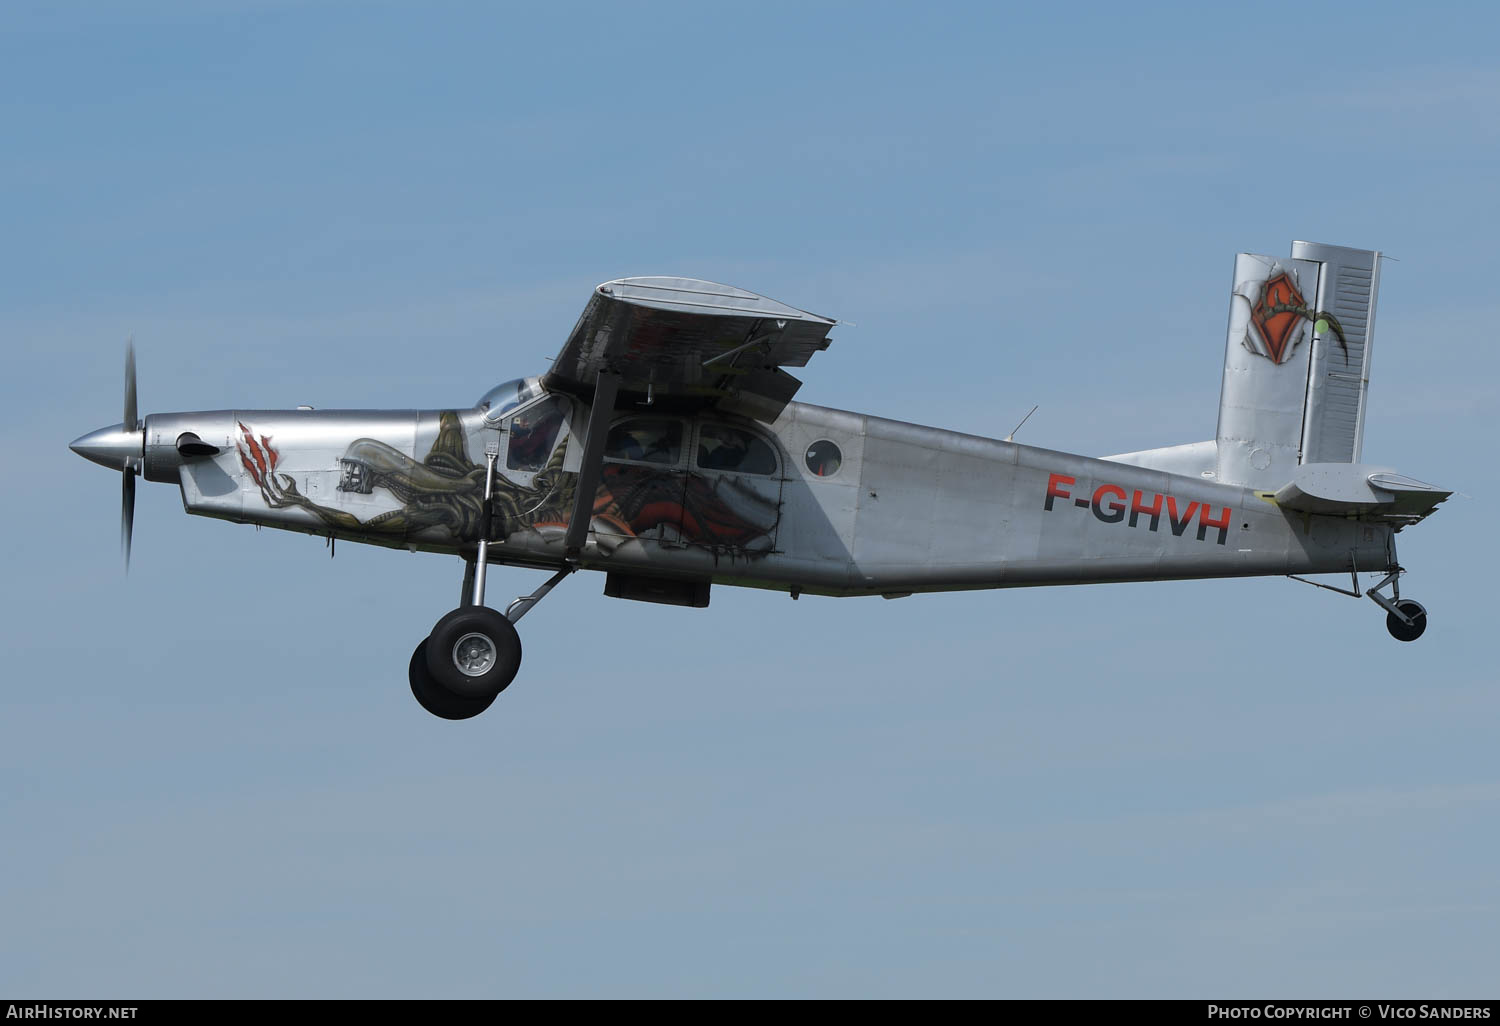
407,438 -> 578,717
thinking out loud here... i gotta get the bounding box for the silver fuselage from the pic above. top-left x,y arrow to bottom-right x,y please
128,391 -> 1393,598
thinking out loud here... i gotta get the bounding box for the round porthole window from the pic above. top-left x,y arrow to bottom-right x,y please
805,440 -> 842,477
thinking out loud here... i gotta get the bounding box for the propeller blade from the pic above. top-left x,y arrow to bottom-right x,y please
124,337 -> 138,433
122,467 -> 136,570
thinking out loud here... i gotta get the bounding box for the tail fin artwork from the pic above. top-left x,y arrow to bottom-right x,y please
1216,241 -> 1380,489
1107,238 -> 1449,523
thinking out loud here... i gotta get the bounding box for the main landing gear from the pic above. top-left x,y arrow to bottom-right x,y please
407,562 -> 574,719
407,447 -> 574,719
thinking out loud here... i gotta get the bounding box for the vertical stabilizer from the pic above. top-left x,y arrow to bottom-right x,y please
1215,252 -> 1322,488
1214,242 -> 1381,489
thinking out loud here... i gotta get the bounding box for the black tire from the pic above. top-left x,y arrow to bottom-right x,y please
409,641 -> 496,720
1386,599 -> 1428,642
424,605 -> 523,700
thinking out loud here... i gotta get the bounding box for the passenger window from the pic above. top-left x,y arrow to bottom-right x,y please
805,440 -> 842,477
506,396 -> 569,472
605,418 -> 682,465
696,423 -> 777,476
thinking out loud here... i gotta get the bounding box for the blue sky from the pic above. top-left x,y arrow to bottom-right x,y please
3,0 -> 1497,998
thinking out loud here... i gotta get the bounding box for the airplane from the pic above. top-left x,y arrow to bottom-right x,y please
70,240 -> 1451,719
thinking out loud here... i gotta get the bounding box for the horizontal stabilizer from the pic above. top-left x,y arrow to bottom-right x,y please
1271,463 -> 1450,524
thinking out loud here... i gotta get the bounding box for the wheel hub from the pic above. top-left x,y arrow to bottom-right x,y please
452,632 -> 497,676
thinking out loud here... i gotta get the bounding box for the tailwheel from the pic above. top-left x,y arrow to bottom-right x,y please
409,640 -> 497,720
1366,568 -> 1430,644
1385,600 -> 1428,643
424,605 -> 523,700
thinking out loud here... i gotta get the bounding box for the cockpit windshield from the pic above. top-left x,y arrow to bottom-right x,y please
476,377 -> 545,423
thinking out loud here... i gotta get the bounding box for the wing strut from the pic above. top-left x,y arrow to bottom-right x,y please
563,369 -> 621,559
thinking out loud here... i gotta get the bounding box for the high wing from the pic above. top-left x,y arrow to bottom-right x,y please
541,277 -> 838,423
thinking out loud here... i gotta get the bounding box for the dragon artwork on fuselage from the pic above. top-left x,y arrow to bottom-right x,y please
234,411 -> 779,558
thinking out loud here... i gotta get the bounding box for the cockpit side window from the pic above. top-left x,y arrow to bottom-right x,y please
696,423 -> 778,476
506,395 -> 569,472
605,418 -> 682,465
